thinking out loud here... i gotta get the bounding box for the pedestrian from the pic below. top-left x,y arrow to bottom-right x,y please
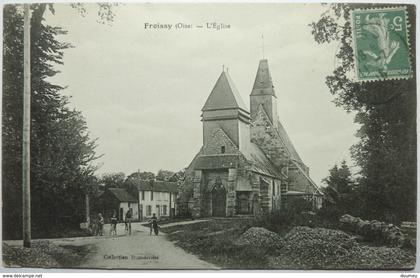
110,211 -> 118,236
148,213 -> 159,236
125,209 -> 132,235
98,213 -> 104,236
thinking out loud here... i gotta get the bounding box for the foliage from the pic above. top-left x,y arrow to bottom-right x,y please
155,169 -> 175,181
310,4 -> 416,223
126,171 -> 156,181
161,219 -> 271,269
99,172 -> 126,189
253,198 -> 315,235
2,5 -> 99,239
319,161 -> 358,221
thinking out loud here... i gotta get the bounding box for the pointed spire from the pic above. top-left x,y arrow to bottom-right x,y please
202,71 -> 248,112
251,59 -> 276,97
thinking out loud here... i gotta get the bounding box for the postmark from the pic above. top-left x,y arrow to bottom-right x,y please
351,7 -> 412,82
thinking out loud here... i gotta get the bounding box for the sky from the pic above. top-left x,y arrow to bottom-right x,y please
45,3 -> 360,185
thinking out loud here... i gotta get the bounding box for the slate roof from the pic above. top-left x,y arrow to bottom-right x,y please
251,59 -> 276,97
133,180 -> 179,193
276,119 -> 303,164
243,143 -> 283,178
107,188 -> 138,203
202,71 -> 248,112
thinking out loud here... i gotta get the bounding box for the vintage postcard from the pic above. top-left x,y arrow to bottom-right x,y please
1,2 -> 417,271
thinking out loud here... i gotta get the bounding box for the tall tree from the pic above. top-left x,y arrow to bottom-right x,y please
321,161 -> 357,220
311,4 -> 416,223
2,5 -> 99,239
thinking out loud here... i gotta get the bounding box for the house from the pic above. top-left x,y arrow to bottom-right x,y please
97,188 -> 139,221
182,59 -> 323,218
130,180 -> 178,220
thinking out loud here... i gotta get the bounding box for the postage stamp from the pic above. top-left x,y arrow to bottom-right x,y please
351,7 -> 412,82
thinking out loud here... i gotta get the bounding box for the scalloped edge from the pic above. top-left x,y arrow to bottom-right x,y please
350,6 -> 413,83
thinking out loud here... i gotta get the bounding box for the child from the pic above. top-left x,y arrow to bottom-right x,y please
110,211 -> 118,236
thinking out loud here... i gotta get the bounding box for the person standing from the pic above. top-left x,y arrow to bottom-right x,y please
125,209 -> 132,235
110,211 -> 118,236
149,213 -> 159,236
98,213 -> 104,236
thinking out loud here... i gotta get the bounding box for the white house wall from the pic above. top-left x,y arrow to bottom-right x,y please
119,201 -> 139,221
138,190 -> 177,219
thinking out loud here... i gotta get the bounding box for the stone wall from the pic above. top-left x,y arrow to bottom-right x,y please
203,128 -> 238,155
191,170 -> 202,218
251,107 -> 290,170
227,169 -> 237,216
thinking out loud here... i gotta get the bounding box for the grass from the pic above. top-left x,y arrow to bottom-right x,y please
161,216 -> 416,270
161,218 -> 274,269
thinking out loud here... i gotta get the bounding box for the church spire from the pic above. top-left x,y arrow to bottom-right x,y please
250,59 -> 278,124
251,59 -> 276,97
202,70 -> 248,112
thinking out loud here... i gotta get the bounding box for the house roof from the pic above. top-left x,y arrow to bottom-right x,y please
107,188 -> 138,203
133,180 -> 179,193
251,59 -> 276,97
202,71 -> 248,112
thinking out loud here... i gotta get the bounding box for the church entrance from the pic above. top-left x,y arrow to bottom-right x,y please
212,184 -> 226,217
237,192 -> 251,214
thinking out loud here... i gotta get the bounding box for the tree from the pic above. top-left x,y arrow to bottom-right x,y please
126,171 -> 156,181
321,161 -> 357,220
156,169 -> 175,181
99,172 -> 126,190
311,4 -> 416,223
2,5 -> 100,239
169,169 -> 186,182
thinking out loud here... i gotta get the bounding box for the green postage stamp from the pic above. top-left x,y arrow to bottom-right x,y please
351,7 -> 412,81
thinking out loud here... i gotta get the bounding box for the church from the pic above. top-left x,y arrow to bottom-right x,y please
182,59 -> 323,218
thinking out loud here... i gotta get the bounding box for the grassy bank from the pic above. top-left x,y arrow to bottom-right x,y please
2,241 -> 95,268
161,218 -> 415,270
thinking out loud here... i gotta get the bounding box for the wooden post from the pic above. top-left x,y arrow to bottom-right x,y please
22,3 -> 31,248
85,193 -> 90,224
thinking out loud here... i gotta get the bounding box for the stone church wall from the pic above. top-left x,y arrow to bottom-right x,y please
251,108 -> 290,170
203,128 -> 238,155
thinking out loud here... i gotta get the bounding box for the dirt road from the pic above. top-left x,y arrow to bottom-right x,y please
4,221 -> 217,269
70,222 -> 217,269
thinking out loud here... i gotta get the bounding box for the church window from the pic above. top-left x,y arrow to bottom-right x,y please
221,146 -> 225,153
151,191 -> 154,201
141,191 -> 145,200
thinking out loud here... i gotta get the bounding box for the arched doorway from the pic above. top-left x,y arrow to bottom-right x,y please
212,182 -> 226,217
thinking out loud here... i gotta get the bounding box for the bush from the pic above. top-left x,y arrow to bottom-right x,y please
253,198 -> 315,235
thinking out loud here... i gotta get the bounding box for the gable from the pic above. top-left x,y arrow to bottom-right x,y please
203,127 -> 238,155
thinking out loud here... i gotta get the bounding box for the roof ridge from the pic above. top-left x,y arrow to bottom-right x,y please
202,71 -> 248,112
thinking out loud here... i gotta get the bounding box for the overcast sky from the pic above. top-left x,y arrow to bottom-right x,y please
45,3 -> 359,185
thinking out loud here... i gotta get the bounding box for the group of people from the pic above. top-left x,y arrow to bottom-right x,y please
91,211 -> 160,236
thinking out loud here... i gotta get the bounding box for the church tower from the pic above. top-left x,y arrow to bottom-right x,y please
201,70 -> 250,154
250,59 -> 278,124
